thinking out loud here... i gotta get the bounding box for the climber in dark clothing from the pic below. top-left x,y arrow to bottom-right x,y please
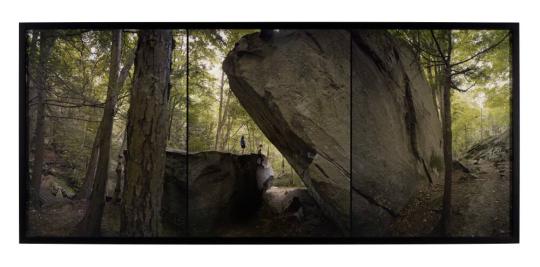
240,135 -> 246,154
257,144 -> 264,166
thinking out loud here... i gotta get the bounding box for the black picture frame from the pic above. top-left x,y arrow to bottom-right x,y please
19,22 -> 519,244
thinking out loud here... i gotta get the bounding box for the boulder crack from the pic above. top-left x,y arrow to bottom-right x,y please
352,186 -> 398,217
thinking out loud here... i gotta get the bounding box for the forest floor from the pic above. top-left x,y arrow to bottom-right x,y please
214,186 -> 343,237
27,186 -> 340,237
26,199 -> 121,237
389,158 -> 512,238
27,159 -> 511,238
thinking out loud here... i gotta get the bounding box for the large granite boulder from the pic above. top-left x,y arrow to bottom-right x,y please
351,30 -> 443,236
188,152 -> 273,236
160,149 -> 187,236
223,30 -> 351,233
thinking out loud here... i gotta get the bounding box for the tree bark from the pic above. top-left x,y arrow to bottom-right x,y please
74,30 -> 123,236
75,121 -> 102,200
441,30 -> 453,236
167,96 -> 177,142
120,30 -> 173,237
30,30 -> 55,208
113,128 -> 127,203
27,31 -> 39,153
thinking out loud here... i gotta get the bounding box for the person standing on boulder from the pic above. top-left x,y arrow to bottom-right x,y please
257,144 -> 263,166
240,135 -> 246,154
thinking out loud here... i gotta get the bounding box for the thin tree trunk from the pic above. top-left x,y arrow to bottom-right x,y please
221,115 -> 233,151
76,121 -> 102,200
75,40 -> 134,201
426,57 -> 441,122
441,30 -> 453,236
27,31 -> 39,153
246,123 -> 251,153
441,69 -> 453,235
120,30 -> 173,237
167,96 -> 177,142
218,89 -> 232,150
74,30 -> 123,236
113,128 -> 127,203
281,157 -> 285,176
214,70 -> 226,150
30,30 -> 55,208
437,66 -> 444,122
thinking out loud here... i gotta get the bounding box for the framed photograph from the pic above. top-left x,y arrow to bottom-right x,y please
19,22 -> 519,243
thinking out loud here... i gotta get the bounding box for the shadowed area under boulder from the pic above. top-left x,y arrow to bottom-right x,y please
215,186 -> 342,237
187,151 -> 340,237
188,152 -> 268,236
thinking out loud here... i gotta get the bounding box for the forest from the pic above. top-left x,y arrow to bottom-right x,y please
23,28 -> 512,238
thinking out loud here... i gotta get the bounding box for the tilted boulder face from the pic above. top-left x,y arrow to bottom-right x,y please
223,30 -> 351,233
351,30 -> 443,236
188,152 -> 273,236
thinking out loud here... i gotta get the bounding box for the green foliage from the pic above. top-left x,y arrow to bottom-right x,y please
27,30 -> 187,190
393,29 -> 511,157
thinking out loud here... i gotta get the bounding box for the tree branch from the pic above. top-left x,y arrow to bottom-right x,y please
450,32 -> 510,67
450,66 -> 478,77
450,80 -> 476,93
430,30 -> 449,66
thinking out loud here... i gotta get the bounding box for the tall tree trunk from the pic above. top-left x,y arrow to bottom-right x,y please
281,157 -> 285,176
75,40 -> 134,201
27,31 -> 39,154
167,96 -> 177,142
433,65 -> 443,121
221,114 -> 233,151
214,70 -> 226,150
441,30 -> 453,236
426,57 -> 441,122
30,30 -> 55,208
441,69 -> 453,235
76,121 -> 102,200
218,89 -> 232,150
113,128 -> 127,203
74,30 -> 123,236
120,30 -> 173,237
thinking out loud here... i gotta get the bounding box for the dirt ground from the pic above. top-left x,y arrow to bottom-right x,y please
26,199 -> 121,237
27,158 -> 511,238
212,186 -> 343,237
389,158 -> 512,238
26,186 -> 341,238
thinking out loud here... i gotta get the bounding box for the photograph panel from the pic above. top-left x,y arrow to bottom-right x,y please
24,29 -> 188,237
351,29 -> 513,238
19,23 -> 517,243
